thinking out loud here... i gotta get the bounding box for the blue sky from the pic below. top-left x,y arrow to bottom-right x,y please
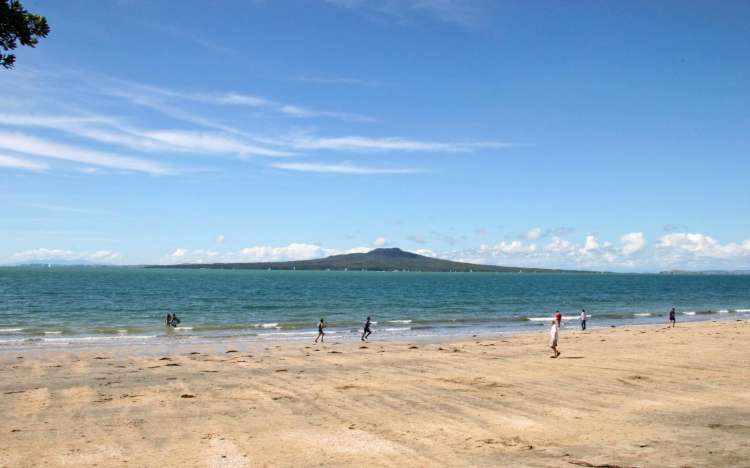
1,0 -> 749,271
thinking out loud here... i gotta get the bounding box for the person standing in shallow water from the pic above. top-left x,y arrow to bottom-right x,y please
361,316 -> 372,341
669,308 -> 676,327
314,318 -> 326,343
165,313 -> 172,326
580,309 -> 587,331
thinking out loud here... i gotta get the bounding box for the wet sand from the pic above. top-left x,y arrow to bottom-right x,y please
1,320 -> 749,467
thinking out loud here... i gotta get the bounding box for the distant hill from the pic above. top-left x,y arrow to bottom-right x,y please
149,247 -> 589,273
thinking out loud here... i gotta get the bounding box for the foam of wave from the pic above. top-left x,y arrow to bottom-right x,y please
257,331 -> 317,337
384,327 -> 411,332
0,328 -> 23,333
528,315 -> 586,322
42,335 -> 157,343
736,309 -> 750,313
683,311 -> 696,315
173,326 -> 193,331
387,320 -> 412,324
254,323 -> 279,328
44,331 -> 62,335
717,310 -> 729,313
0,338 -> 27,344
634,313 -> 651,317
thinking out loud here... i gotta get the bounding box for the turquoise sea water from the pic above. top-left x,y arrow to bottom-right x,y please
1,267 -> 749,349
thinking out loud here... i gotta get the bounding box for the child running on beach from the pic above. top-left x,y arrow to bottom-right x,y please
549,318 -> 560,358
361,316 -> 372,341
669,308 -> 676,327
314,318 -> 326,343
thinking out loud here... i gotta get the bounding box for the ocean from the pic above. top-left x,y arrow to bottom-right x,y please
1,267 -> 749,350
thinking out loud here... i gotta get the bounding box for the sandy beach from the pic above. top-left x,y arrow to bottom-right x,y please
1,320 -> 749,467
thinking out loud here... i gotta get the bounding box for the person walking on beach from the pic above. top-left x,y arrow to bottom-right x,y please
669,308 -> 676,327
549,319 -> 560,358
580,309 -> 587,331
314,318 -> 326,343
361,316 -> 372,341
555,310 -> 562,326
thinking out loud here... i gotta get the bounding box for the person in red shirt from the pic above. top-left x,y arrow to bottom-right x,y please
554,310 -> 562,325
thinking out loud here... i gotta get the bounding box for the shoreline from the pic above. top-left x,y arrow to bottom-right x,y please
1,308 -> 748,356
1,319 -> 748,466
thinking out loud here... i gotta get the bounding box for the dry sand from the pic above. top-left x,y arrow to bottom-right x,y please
1,320 -> 749,467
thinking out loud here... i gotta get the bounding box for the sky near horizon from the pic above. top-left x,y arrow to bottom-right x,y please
1,0 -> 749,271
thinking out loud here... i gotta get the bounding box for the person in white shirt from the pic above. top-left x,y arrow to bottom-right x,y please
580,309 -> 587,331
549,319 -> 560,358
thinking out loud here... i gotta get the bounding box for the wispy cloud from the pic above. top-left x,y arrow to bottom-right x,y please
324,0 -> 488,27
0,153 -> 48,171
0,132 -> 172,175
0,69 -> 512,178
267,135 -> 516,153
0,113 -> 292,158
287,75 -> 382,87
271,162 -> 422,174
143,22 -> 236,55
103,79 -> 374,123
141,130 -> 293,158
14,202 -> 110,216
8,248 -> 121,265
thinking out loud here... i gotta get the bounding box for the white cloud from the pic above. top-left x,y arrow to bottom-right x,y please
0,153 -> 48,171
431,231 -> 750,271
580,235 -> 600,253
658,233 -> 749,259
13,231 -> 748,271
415,248 -> 436,257
161,243 -> 373,264
216,234 -> 225,245
0,132 -> 171,175
271,162 -> 422,174
620,232 -> 646,255
544,237 -> 574,254
9,248 -> 121,264
171,248 -> 187,258
525,227 -> 543,240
